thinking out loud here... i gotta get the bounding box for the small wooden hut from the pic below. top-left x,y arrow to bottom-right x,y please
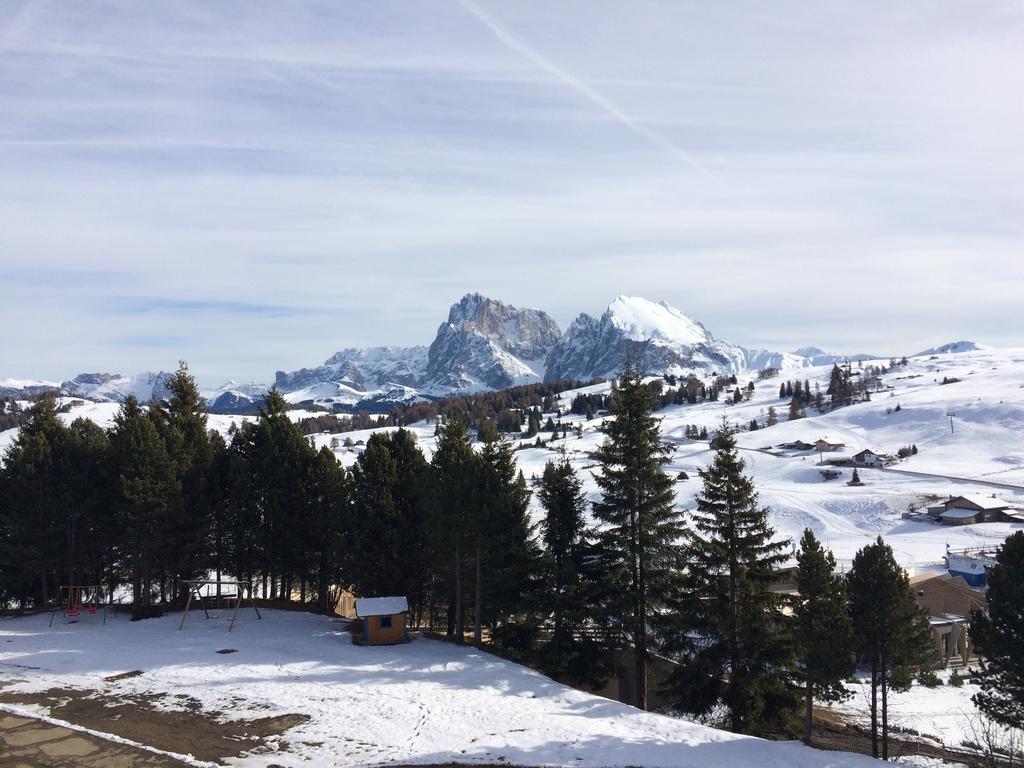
355,596 -> 410,646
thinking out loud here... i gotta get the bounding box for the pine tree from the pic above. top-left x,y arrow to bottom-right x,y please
475,437 -> 537,645
110,396 -> 179,606
766,406 -> 779,427
794,529 -> 854,743
160,362 -> 214,601
847,536 -> 934,758
788,394 -> 804,421
668,424 -> 797,735
349,436 -> 401,596
591,362 -> 683,710
429,417 -> 478,643
972,531 -> 1024,729
308,445 -> 348,612
534,457 -> 611,687
536,458 -> 587,649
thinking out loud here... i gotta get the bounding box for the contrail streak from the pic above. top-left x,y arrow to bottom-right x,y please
457,0 -> 720,183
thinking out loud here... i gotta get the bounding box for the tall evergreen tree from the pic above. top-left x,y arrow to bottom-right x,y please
349,437 -> 400,595
592,361 -> 682,710
349,429 -> 430,618
475,438 -> 537,644
308,445 -> 349,612
794,529 -> 854,743
536,458 -> 587,649
535,458 -> 612,687
972,531 -> 1024,729
788,394 -> 804,421
109,396 -> 179,606
668,425 -> 797,735
429,417 -> 478,643
386,429 -> 431,621
847,536 -> 934,759
160,362 -> 214,599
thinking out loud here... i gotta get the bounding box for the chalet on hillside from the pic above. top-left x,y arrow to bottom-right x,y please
852,448 -> 882,467
910,572 -> 986,666
814,439 -> 845,452
779,440 -> 815,451
927,495 -> 1013,525
355,596 -> 410,646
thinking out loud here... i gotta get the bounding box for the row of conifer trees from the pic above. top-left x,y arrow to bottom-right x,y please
1,361 -> 1020,752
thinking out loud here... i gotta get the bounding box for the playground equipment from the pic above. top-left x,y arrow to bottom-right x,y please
49,585 -> 107,627
178,580 -> 261,632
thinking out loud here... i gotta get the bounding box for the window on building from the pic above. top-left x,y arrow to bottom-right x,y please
379,615 -> 393,629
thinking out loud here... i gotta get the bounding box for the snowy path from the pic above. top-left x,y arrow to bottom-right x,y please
0,610 -> 885,768
857,465 -> 1024,492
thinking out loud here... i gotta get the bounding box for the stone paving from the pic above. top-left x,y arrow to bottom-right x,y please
0,712 -> 190,767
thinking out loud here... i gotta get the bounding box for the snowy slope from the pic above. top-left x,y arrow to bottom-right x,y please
914,341 -> 990,356
0,610 -> 881,768
499,346 -> 1024,571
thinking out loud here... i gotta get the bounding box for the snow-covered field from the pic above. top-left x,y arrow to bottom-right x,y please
836,669 -> 990,752
0,609 -> 883,768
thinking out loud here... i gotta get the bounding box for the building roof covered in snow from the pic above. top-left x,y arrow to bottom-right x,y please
947,495 -> 1008,511
355,596 -> 409,617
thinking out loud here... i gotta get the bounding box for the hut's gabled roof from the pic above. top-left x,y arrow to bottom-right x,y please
356,596 -> 409,617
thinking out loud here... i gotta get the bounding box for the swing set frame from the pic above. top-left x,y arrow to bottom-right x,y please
177,579 -> 261,632
49,585 -> 107,627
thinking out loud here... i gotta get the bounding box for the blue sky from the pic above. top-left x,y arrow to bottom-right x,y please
1,1 -> 1022,384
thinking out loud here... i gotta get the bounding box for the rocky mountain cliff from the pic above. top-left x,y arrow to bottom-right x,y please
544,296 -> 750,381
273,294 -> 561,406
275,346 -> 428,393
422,293 -> 561,391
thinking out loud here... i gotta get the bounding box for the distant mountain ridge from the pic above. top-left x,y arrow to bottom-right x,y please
913,340 -> 989,357
3,293 -> 894,410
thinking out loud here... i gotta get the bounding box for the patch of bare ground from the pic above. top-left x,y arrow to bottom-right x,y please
810,707 -> 974,765
0,686 -> 308,763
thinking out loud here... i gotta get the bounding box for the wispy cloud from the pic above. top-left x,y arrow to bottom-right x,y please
456,0 -> 720,184
0,0 -> 1021,382
108,297 -> 321,319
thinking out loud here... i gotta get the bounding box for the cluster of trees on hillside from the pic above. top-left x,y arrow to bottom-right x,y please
0,398 -> 29,431
661,373 -> 741,407
389,379 -> 598,433
295,411 -> 392,436
3,360 -> 1019,752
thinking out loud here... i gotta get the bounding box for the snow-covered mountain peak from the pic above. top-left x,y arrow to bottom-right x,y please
792,346 -> 826,357
605,296 -> 711,345
914,340 -> 990,357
